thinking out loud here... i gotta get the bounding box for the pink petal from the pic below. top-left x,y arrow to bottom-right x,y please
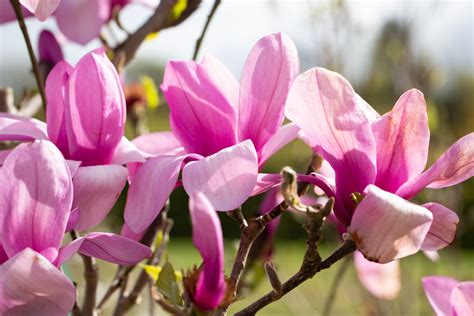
421,203 -> 459,251
397,133 -> 474,199
422,276 -> 459,315
55,0 -> 111,44
189,192 -> 226,310
120,223 -> 144,242
0,244 -> 8,264
252,173 -> 282,196
0,112 -> 48,141
0,248 -> 75,315
349,185 -> 432,263
38,29 -> 63,65
20,0 -> 60,21
65,48 -> 126,165
373,89 -> 430,193
0,2 -> 33,22
57,233 -> 151,266
182,140 -> 258,211
258,123 -> 300,165
0,149 -> 11,166
65,159 -> 81,177
162,57 -> 238,156
132,131 -> 186,156
110,137 -> 148,165
72,165 -> 128,231
285,67 -> 377,226
124,155 -> 187,233
451,282 -> 474,316
45,60 -> 73,157
354,251 -> 401,300
65,208 -> 80,233
0,141 -> 72,261
238,33 -> 300,152
357,94 -> 380,123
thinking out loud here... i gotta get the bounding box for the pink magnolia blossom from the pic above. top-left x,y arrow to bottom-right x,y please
422,276 -> 474,316
38,29 -> 64,78
0,48 -> 142,231
0,0 -> 156,44
285,67 -> 472,263
0,140 -> 151,315
189,192 -> 226,310
123,33 -> 300,234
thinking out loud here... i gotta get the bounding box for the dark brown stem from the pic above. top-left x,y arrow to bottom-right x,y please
10,0 -> 47,108
112,0 -> 201,68
322,256 -> 351,316
70,230 -> 99,316
150,287 -> 187,316
235,240 -> 356,315
192,0 -> 221,60
113,215 -> 174,315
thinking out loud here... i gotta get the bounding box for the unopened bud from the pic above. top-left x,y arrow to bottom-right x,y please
264,261 -> 282,297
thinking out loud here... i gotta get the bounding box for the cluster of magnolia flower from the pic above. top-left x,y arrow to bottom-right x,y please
0,1 -> 473,315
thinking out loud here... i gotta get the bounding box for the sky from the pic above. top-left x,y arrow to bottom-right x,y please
0,0 -> 472,92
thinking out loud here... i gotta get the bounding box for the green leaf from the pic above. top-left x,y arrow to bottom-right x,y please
140,75 -> 159,110
143,264 -> 161,282
156,259 -> 183,306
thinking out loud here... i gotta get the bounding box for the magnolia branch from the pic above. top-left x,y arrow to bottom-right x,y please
112,0 -> 201,68
192,0 -> 222,60
10,0 -> 47,108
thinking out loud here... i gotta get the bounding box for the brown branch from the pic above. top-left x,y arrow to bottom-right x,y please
112,0 -> 202,68
10,0 -> 47,108
192,0 -> 221,60
150,287 -> 188,316
322,256 -> 351,316
113,214 -> 174,315
97,205 -> 168,310
70,230 -> 99,316
235,239 -> 356,315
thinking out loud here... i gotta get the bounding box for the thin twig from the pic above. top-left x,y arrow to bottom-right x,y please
322,256 -> 351,316
112,0 -> 201,68
150,287 -> 188,316
10,0 -> 47,108
235,239 -> 356,315
70,230 -> 99,316
192,0 -> 221,60
114,215 -> 174,315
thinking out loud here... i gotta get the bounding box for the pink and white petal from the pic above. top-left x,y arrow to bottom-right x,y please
422,276 -> 459,315
421,203 -> 459,251
65,48 -> 125,165
239,33 -> 299,151
357,94 -> 380,123
252,173 -> 282,196
0,248 -> 75,316
0,141 -> 72,260
79,233 -> 151,265
0,149 -> 11,166
121,223 -> 145,242
124,155 -> 186,233
20,0 -> 60,21
0,112 -> 48,141
65,159 -> 81,177
72,165 -> 128,231
189,192 -> 226,310
45,61 -> 73,156
423,250 -> 440,262
314,160 -> 336,195
373,89 -> 430,192
162,59 -> 237,156
132,131 -> 186,156
110,137 -> 148,165
258,123 -> 300,165
285,67 -> 377,226
354,251 -> 401,300
182,140 -> 258,211
65,208 -> 80,233
451,282 -> 474,316
397,133 -> 474,199
0,2 -> 33,23
349,185 -> 432,263
55,0 -> 110,44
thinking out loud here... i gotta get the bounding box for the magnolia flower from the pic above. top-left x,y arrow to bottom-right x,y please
422,276 -> 474,316
123,33 -> 300,235
188,192 -> 226,310
285,67 -> 472,263
0,141 -> 151,315
0,0 -> 156,44
0,48 -> 141,231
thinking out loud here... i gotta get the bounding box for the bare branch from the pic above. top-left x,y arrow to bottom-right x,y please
192,0 -> 221,60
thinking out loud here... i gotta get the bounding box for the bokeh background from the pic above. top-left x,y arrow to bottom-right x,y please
1,0 -> 473,315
